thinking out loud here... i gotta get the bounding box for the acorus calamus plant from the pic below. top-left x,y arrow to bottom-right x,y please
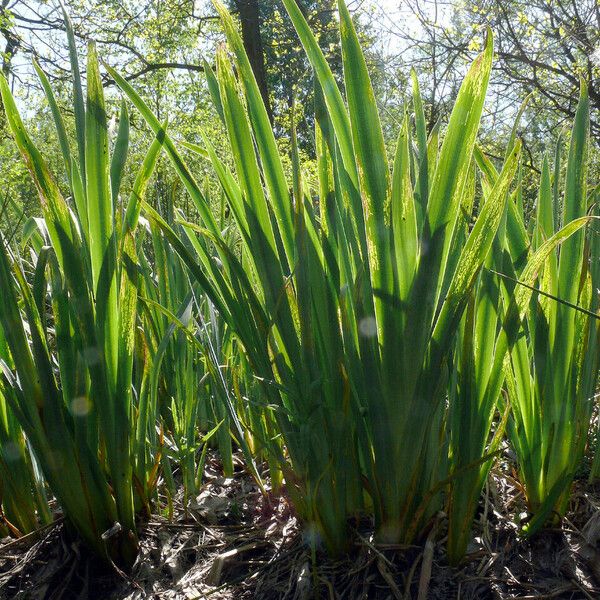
0,0 -> 597,571
0,9 -> 165,566
503,82 -> 600,534
106,0 -> 595,556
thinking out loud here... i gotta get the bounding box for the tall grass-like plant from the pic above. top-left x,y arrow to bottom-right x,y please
107,0 -> 528,553
588,202 -> 600,481
0,323 -> 51,536
503,84 -> 600,533
445,173 -> 508,564
445,109 -> 597,557
137,214 -> 235,512
106,0 -> 596,556
0,0 -> 594,568
0,20 -> 162,564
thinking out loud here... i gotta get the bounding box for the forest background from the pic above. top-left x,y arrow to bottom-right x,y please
0,0 -> 598,233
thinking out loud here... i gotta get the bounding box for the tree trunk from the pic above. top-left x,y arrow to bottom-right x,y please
233,0 -> 272,122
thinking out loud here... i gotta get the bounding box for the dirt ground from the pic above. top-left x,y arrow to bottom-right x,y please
2,452 -> 600,600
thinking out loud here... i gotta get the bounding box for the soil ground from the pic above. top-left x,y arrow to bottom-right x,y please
2,452 -> 600,600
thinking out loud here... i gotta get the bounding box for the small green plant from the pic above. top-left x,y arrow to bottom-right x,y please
137,213 -> 235,511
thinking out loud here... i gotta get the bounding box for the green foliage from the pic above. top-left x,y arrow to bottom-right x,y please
0,321 -> 51,536
504,84 -> 600,534
0,35 -> 162,567
112,0 -> 597,560
0,0 -> 598,573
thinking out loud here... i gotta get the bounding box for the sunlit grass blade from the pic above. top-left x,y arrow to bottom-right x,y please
411,69 -> 428,225
110,100 -> 130,205
58,0 -> 86,183
212,0 -> 294,268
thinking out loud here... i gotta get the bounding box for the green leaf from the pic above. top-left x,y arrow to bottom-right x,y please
85,42 -> 113,290
432,140 -> 520,362
338,0 -> 392,345
58,0 -> 86,184
0,73 -> 75,265
411,69 -> 428,224
213,0 -> 294,268
110,100 -> 130,205
33,59 -> 73,184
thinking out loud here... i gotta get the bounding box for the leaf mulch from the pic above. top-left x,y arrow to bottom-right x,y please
2,452 -> 600,599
